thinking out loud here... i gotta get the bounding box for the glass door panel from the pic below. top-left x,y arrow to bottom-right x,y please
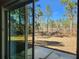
9,8 -> 25,59
7,2 -> 33,59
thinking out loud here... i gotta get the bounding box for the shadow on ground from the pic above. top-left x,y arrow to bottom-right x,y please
35,40 -> 64,46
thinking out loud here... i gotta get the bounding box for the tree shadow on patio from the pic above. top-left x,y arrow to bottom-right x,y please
46,41 -> 64,46
35,40 -> 64,47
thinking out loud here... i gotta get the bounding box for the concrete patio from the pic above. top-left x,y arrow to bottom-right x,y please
13,46 -> 76,59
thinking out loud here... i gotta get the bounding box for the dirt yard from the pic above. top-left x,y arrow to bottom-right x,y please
10,34 -> 77,54
34,36 -> 77,54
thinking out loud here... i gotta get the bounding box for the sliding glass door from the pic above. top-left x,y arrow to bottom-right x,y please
6,1 -> 33,59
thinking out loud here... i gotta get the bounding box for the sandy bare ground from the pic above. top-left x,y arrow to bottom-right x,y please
10,35 -> 77,54
34,36 -> 77,54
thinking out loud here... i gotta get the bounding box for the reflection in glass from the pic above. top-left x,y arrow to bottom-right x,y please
7,4 -> 33,59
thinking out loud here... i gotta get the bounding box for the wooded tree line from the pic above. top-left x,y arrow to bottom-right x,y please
9,0 -> 77,36
35,0 -> 77,36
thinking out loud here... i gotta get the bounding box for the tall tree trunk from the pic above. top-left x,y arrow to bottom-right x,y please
70,20 -> 71,34
47,18 -> 48,33
70,17 -> 73,36
38,17 -> 39,33
69,10 -> 73,36
24,6 -> 29,59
